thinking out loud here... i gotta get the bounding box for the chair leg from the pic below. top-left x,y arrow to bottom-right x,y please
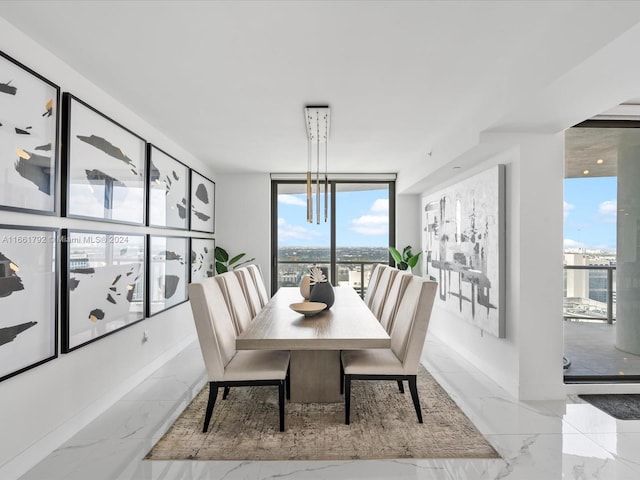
222,386 -> 230,399
397,380 -> 405,394
203,382 -> 219,433
344,374 -> 352,425
407,375 -> 423,423
340,361 -> 344,395
286,365 -> 291,400
278,380 -> 285,432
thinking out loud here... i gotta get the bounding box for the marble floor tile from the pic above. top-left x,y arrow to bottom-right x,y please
16,335 -> 640,480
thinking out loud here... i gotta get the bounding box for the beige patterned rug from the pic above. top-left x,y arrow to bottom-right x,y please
145,366 -> 499,461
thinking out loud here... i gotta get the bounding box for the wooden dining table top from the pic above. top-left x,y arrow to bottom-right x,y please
236,286 -> 390,351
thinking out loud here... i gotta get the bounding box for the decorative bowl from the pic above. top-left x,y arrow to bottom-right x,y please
289,302 -> 327,317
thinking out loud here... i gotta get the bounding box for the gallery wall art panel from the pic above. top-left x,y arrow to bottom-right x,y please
0,226 -> 57,382
148,235 -> 189,316
148,145 -> 189,229
62,93 -> 146,225
421,164 -> 506,338
0,50 -> 59,215
190,170 -> 215,233
62,230 -> 146,352
190,237 -> 215,282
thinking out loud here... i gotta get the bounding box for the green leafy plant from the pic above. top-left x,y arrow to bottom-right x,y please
389,245 -> 421,271
214,246 -> 255,274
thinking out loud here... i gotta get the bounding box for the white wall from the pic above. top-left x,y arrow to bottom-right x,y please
215,173 -> 271,291
395,193 -> 422,275
422,132 -> 565,400
0,17 -> 212,478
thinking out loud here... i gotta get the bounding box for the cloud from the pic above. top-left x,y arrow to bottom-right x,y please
278,194 -> 306,207
563,201 -> 574,220
350,198 -> 389,236
564,238 -> 584,249
598,200 -> 617,223
277,218 -> 322,241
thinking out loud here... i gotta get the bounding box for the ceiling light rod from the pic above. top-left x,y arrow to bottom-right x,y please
304,105 -> 330,224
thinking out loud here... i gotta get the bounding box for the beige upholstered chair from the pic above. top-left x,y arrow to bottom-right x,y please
378,270 -> 412,333
363,264 -> 384,307
234,267 -> 263,318
188,278 -> 290,432
341,276 -> 437,424
215,271 -> 253,334
246,264 -> 270,307
368,266 -> 399,318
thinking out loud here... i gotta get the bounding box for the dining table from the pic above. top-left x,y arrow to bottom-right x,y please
236,286 -> 390,403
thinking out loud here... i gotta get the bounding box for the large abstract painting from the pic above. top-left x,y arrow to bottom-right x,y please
148,145 -> 189,229
422,164 -> 506,338
62,93 -> 146,225
0,226 -> 57,382
190,170 -> 215,233
62,230 -> 146,352
0,51 -> 59,214
148,235 -> 188,316
190,237 -> 215,282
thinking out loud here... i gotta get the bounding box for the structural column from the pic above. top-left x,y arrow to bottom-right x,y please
615,135 -> 640,354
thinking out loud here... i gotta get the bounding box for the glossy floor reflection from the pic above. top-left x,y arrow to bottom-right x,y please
18,337 -> 640,480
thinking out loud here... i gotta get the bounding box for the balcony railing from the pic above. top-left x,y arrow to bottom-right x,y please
277,260 -> 384,298
564,265 -> 616,324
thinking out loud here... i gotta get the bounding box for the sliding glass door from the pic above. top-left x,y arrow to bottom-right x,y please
271,179 -> 395,297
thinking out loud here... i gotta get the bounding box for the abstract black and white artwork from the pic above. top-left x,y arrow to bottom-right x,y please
148,145 -> 189,229
190,237 -> 215,282
190,170 -> 214,233
63,93 -> 146,225
62,230 -> 145,352
0,51 -> 59,214
0,226 -> 57,382
148,235 -> 188,316
421,164 -> 506,338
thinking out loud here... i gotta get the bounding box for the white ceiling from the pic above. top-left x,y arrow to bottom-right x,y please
3,1 -> 640,187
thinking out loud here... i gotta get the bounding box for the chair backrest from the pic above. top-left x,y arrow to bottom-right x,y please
215,271 -> 253,334
379,270 -> 412,333
389,276 -> 438,374
188,278 -> 237,381
368,266 -> 399,318
363,264 -> 384,307
246,264 -> 270,307
234,267 -> 262,318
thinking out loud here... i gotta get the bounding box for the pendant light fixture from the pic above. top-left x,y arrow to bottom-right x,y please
304,105 -> 330,224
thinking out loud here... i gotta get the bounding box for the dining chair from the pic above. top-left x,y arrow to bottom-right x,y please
341,276 -> 438,425
215,271 -> 253,335
368,266 -> 399,319
188,278 -> 290,432
234,267 -> 263,318
363,264 -> 384,307
246,264 -> 270,307
378,270 -> 412,333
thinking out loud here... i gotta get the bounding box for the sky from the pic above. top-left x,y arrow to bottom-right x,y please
564,176 -> 617,252
277,187 -> 389,248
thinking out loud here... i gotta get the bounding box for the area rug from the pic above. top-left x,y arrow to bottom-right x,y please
145,366 -> 499,461
579,394 -> 640,420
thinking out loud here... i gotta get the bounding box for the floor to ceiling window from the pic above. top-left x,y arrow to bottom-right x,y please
563,121 -> 640,382
271,176 -> 395,297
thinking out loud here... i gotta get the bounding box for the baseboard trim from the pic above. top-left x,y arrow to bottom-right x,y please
0,334 -> 197,480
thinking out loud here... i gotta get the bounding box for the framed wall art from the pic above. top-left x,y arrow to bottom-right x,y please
0,225 -> 57,382
190,237 -> 215,282
421,164 -> 506,338
0,50 -> 60,215
62,93 -> 147,225
147,144 -> 189,229
190,170 -> 215,233
148,235 -> 189,316
62,229 -> 146,352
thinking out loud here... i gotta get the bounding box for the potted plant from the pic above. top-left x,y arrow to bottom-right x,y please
389,245 -> 421,272
214,246 -> 255,274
